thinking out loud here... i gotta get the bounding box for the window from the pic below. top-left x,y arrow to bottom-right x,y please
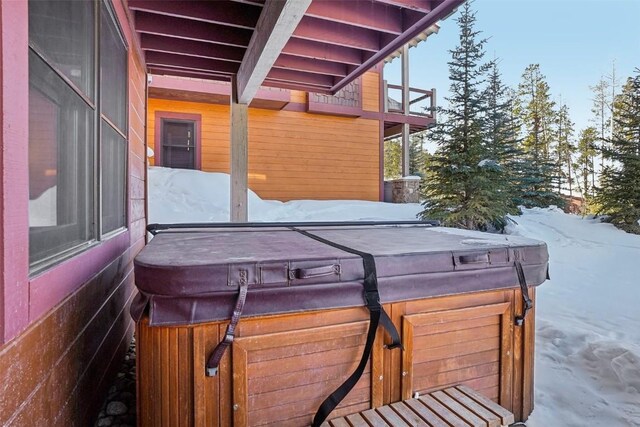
28,0 -> 128,272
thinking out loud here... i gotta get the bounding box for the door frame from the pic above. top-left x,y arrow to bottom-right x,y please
153,111 -> 202,169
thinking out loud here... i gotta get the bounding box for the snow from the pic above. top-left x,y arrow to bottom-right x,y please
29,186 -> 57,226
149,167 -> 640,426
147,146 -> 155,158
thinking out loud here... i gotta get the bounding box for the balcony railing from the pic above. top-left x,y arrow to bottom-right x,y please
383,81 -> 436,120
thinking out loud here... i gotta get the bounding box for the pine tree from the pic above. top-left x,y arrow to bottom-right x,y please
554,103 -> 576,197
574,126 -> 598,210
482,61 -> 521,218
384,138 -> 402,179
419,2 -> 506,230
383,134 -> 430,179
590,76 -> 610,172
516,64 -> 564,207
596,70 -> 640,231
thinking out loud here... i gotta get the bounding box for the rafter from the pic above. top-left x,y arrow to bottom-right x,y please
372,0 -> 433,14
128,0 -> 260,30
292,16 -> 380,52
273,55 -> 347,77
281,38 -> 363,66
140,34 -> 244,63
305,1 -> 403,35
135,12 -> 251,48
145,51 -> 238,75
266,68 -> 335,88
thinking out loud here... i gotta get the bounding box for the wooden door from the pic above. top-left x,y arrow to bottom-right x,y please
400,302 -> 514,407
229,311 -> 384,426
160,119 -> 196,169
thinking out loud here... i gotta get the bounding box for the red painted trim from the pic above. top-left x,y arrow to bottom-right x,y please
154,111 -> 202,170
379,64 -> 385,201
384,112 -> 434,127
150,74 -> 291,105
28,231 -> 130,322
0,0 -> 30,342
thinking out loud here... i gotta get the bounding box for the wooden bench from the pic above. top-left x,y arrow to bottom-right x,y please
322,385 -> 516,427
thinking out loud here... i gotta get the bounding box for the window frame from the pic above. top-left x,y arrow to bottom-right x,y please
27,0 -> 129,275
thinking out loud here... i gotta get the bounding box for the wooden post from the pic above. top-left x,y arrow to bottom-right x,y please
230,77 -> 248,222
401,44 -> 410,177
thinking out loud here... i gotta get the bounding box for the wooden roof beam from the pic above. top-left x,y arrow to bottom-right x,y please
128,0 -> 261,30
274,55 -> 347,77
236,0 -> 311,104
266,68 -> 335,88
148,67 -> 231,82
135,12 -> 252,48
281,38 -> 363,66
140,34 -> 244,63
145,51 -> 239,75
305,1 -> 403,35
373,0 -> 434,14
292,16 -> 381,52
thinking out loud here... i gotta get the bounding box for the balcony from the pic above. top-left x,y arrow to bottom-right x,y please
383,81 -> 436,139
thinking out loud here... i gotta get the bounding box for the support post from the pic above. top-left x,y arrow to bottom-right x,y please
401,43 -> 410,177
230,77 -> 249,222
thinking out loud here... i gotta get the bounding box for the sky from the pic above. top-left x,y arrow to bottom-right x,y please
385,0 -> 640,137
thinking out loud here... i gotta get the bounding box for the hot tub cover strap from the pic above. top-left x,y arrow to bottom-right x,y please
205,278 -> 249,377
290,228 -> 402,427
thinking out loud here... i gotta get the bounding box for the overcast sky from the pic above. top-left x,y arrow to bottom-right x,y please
384,0 -> 640,136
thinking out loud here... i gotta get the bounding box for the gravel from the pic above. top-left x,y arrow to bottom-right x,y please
95,338 -> 136,427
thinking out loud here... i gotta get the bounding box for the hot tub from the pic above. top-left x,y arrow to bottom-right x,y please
131,223 -> 548,426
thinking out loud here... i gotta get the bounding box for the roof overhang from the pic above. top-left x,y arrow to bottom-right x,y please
128,0 -> 465,102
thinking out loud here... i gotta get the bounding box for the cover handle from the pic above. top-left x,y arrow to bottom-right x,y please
289,264 -> 341,280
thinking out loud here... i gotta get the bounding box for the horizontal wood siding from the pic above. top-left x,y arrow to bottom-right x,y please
148,72 -> 381,202
0,2 -> 147,424
0,251 -> 137,426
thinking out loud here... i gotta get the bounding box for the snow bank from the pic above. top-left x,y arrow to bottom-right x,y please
148,166 -> 423,223
507,207 -> 640,426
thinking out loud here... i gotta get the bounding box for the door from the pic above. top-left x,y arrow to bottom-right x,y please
160,119 -> 196,169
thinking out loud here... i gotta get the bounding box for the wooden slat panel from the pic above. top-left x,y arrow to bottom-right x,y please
414,350 -> 500,376
360,408 -> 391,426
377,405 -> 410,426
389,402 -> 428,426
412,337 -> 500,365
412,315 -> 499,337
444,388 -> 500,427
418,395 -> 467,427
431,390 -> 485,426
457,385 -> 515,426
346,412 -> 370,427
248,333 -> 365,363
412,324 -> 501,348
403,399 -> 448,427
413,362 -> 500,392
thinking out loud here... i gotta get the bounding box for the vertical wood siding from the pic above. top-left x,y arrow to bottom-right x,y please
148,72 -> 382,202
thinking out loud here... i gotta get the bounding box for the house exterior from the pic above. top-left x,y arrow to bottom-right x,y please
147,66 -> 436,202
0,0 -> 464,425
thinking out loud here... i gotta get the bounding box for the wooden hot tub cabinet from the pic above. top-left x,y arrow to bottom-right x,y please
132,225 -> 547,426
136,287 -> 536,426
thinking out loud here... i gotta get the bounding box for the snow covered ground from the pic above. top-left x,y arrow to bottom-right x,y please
149,167 -> 640,426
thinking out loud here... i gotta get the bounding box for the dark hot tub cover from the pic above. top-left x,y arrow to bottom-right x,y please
131,225 -> 549,326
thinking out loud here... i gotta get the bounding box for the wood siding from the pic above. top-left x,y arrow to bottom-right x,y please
137,289 -> 536,426
148,72 -> 381,201
0,1 -> 147,424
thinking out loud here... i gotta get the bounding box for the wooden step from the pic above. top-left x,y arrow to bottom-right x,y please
322,385 -> 515,427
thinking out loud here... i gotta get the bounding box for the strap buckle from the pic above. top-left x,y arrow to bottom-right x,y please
363,290 -> 381,310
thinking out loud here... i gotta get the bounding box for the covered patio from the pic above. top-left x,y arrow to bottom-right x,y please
126,0 -> 465,221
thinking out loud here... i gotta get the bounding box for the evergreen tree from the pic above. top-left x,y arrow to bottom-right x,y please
420,2 -> 506,230
574,126 -> 598,209
384,138 -> 402,179
482,61 -> 521,217
596,70 -> 640,230
554,103 -> 576,196
590,76 -> 611,171
383,134 -> 430,179
516,64 -> 564,207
